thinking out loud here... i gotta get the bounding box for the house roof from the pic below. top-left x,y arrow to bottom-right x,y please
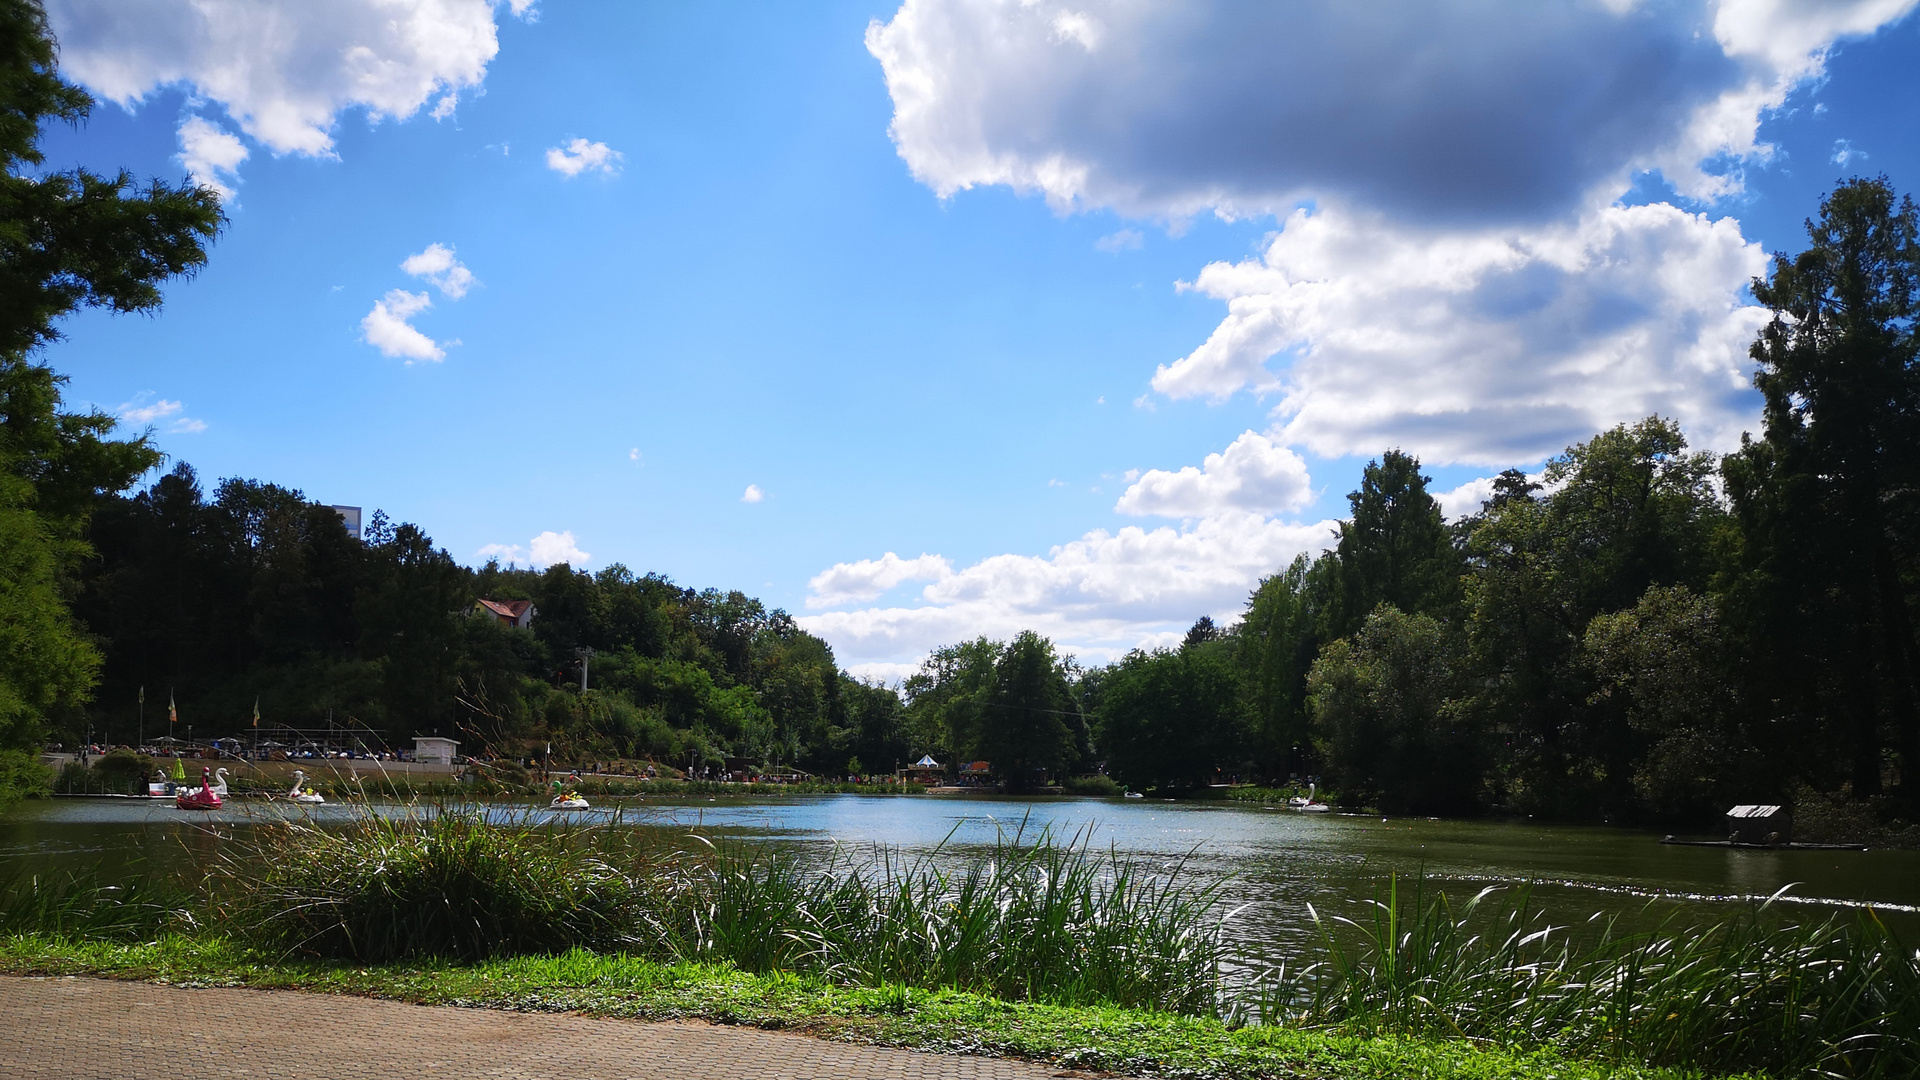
477,598 -> 533,619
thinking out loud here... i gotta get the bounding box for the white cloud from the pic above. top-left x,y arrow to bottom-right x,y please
401,243 -> 476,299
808,552 -> 954,608
48,0 -> 505,158
1115,431 -> 1313,518
530,529 -> 590,567
507,0 -> 539,19
477,529 -> 590,569
799,511 -> 1337,669
1832,139 -> 1866,167
867,0 -> 1915,224
741,484 -> 765,503
1154,201 -> 1772,465
1434,477 -> 1500,522
628,448 -> 642,462
361,289 -> 444,362
1094,228 -> 1142,253
546,137 -> 623,177
175,116 -> 247,202
116,395 -> 208,434
117,398 -> 183,425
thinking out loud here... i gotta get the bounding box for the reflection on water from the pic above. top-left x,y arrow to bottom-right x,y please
5,793 -> 1917,951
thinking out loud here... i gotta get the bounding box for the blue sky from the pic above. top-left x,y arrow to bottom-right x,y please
33,0 -> 1920,678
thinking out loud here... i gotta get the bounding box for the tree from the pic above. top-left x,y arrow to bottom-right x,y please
1724,177 -> 1920,803
1098,647 -> 1246,791
1236,553 -> 1335,778
902,636 -> 1000,766
1582,586 -> 1762,824
976,631 -> 1079,791
1462,418 -> 1724,816
0,0 -> 220,768
1329,450 -> 1461,638
1309,606 -> 1481,815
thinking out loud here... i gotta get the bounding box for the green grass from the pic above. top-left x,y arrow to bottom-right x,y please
0,935 -> 1733,1080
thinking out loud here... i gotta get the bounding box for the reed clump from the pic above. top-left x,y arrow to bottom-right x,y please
1255,875 -> 1920,1080
210,809 -> 1220,1013
0,866 -> 193,941
219,811 -> 655,962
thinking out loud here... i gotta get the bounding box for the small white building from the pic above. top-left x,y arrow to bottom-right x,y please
413,735 -> 461,766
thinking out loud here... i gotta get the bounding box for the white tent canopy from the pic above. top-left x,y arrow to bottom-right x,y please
912,755 -> 940,768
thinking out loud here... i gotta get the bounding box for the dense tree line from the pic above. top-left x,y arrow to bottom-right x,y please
67,462 -> 910,774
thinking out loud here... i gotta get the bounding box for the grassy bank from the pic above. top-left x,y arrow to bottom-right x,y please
0,935 -> 1725,1080
3,811 -> 1912,1078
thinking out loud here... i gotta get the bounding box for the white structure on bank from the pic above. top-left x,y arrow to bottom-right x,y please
412,735 -> 461,766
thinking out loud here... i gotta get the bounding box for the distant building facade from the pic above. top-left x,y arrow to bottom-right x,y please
330,505 -> 363,541
475,598 -> 537,629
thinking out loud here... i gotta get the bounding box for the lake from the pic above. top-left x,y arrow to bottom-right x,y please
6,793 -> 1916,954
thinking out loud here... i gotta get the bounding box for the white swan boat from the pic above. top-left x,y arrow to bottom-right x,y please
1288,783 -> 1331,813
550,793 -> 590,810
288,770 -> 325,804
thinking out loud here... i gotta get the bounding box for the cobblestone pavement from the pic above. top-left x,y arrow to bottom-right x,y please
1,975 -> 1080,1079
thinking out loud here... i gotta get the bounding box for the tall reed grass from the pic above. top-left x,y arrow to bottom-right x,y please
1251,875 -> 1919,1080
211,808 -> 1221,1013
0,866 -> 193,941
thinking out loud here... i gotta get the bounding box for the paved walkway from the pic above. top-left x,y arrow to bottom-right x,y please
1,975 -> 1080,1079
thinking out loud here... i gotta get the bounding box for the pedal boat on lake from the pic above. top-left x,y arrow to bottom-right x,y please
174,766 -> 222,811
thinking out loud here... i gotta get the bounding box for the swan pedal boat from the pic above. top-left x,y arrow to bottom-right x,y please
550,794 -> 591,810
286,770 -> 326,804
175,767 -> 222,811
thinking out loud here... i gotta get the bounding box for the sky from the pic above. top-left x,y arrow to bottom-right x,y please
31,0 -> 1920,680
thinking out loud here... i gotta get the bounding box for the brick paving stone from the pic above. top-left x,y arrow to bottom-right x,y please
0,975 -> 1083,1080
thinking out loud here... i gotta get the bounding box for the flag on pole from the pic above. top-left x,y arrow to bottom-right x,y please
139,686 -> 145,706
169,690 -> 177,725
252,697 -> 260,727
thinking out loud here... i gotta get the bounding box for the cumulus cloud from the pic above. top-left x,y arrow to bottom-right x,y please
477,529 -> 590,568
1434,477 -> 1500,523
546,138 -> 623,177
361,289 -> 443,362
808,552 -> 954,608
867,0 -> 1917,224
116,395 -> 207,434
175,116 -> 247,202
1095,228 -> 1142,253
1154,202 -> 1772,464
741,484 -> 765,503
48,0 -> 504,159
401,243 -> 476,299
799,511 -> 1337,669
1115,431 -> 1313,518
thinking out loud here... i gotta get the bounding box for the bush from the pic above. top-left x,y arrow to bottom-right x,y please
1061,773 -> 1120,796
0,748 -> 50,807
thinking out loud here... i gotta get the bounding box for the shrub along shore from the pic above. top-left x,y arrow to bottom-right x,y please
1,812 -> 1913,1079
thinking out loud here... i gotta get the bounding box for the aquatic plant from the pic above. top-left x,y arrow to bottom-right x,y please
221,810 -> 655,962
211,808 -> 1221,1013
1250,875 -> 1920,1080
0,866 -> 192,941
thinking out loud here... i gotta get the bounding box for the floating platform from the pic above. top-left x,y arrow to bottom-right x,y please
1659,836 -> 1868,851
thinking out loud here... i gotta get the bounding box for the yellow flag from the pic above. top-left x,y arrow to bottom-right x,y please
169,690 -> 177,725
253,697 -> 260,727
